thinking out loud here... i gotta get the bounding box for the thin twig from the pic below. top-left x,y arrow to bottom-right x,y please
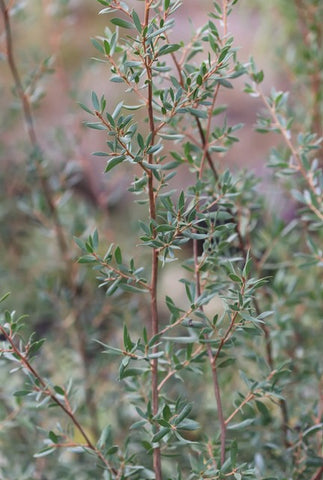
256,86 -> 323,221
92,252 -> 151,291
310,466 -> 323,480
225,393 -> 254,425
222,0 -> 228,38
157,345 -> 204,392
192,74 -> 292,450
193,235 -> 227,465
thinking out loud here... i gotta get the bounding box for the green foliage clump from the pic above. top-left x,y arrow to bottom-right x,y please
0,1 -> 322,479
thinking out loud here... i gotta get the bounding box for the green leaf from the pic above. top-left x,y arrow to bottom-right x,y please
28,338 -> 46,357
92,151 -> 109,157
106,446 -> 118,455
120,368 -> 145,379
96,341 -> 123,355
163,405 -> 172,421
147,144 -> 163,155
158,419 -> 171,428
85,122 -> 107,130
210,145 -> 227,152
218,45 -> 231,62
92,229 -> 99,250
158,44 -> 181,56
105,155 -> 126,173
255,400 -> 270,418
148,333 -> 162,347
306,456 -> 323,467
163,336 -> 196,344
132,10 -> 142,32
218,358 -> 235,368
13,390 -> 31,397
79,103 -> 94,115
174,403 -> 192,425
106,277 -> 122,296
228,273 -> 241,283
187,107 -> 208,119
152,427 -> 170,443
120,284 -> 149,294
0,292 -> 10,304
78,255 -> 96,263
91,38 -> 104,54
91,91 -> 99,111
111,18 -> 134,29
123,104 -> 144,111
227,418 -> 254,430
73,236 -> 85,251
177,419 -> 200,431
34,447 -> 56,458
112,101 -> 123,119
212,105 -> 227,115
123,325 -> 133,350
303,424 -> 323,438
110,75 -> 124,83
49,431 -> 59,444
230,440 -> 238,467
242,250 -> 251,277
53,385 -> 65,395
114,246 -> 122,264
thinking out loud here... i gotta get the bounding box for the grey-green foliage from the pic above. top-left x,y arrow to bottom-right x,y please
0,1 -> 322,480
250,0 -> 323,134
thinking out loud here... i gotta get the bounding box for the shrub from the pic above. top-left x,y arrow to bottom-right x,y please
0,1 -> 322,479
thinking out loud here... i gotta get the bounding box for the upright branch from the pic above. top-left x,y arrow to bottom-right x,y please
222,0 -> 228,37
193,231 -> 226,465
143,2 -> 162,479
182,0 -> 291,460
190,2 -> 232,464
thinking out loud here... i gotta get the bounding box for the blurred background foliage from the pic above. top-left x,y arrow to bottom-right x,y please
0,1 -> 322,479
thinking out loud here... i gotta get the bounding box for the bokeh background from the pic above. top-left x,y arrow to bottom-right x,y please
0,1 -> 322,478
1,0 -> 321,314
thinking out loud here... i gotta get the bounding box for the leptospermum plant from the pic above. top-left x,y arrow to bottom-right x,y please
76,0 -> 322,477
0,0 -> 322,479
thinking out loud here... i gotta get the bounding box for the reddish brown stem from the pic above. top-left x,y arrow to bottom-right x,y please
195,118 -> 219,181
196,91 -> 291,447
208,354 -> 226,465
253,298 -> 290,446
193,237 -> 226,465
143,2 -> 162,478
311,466 -> 323,480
